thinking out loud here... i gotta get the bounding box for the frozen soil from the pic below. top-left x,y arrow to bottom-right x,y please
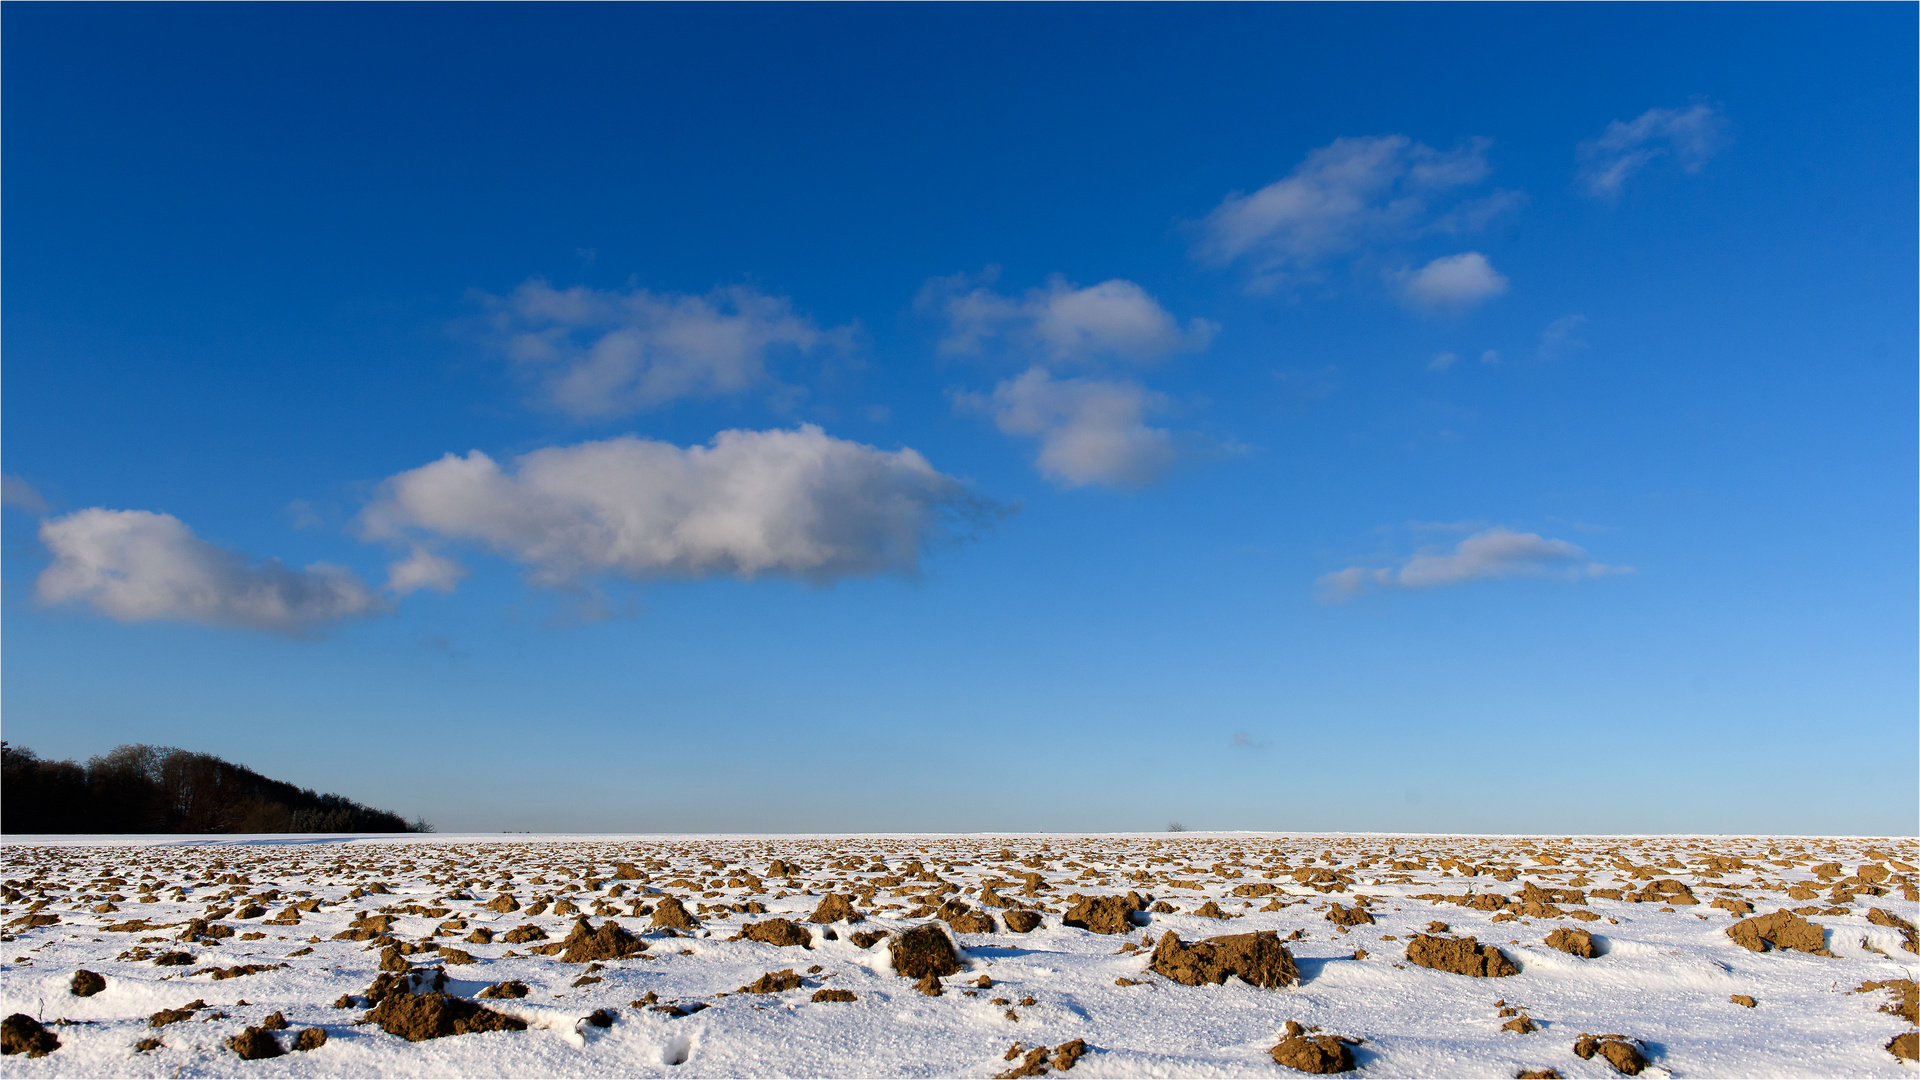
0,832 -> 1915,1078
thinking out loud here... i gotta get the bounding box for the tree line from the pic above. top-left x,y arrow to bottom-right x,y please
0,742 -> 430,834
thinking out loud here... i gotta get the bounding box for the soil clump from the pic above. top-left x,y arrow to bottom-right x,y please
1544,928 -> 1596,958
1148,930 -> 1299,988
1270,1033 -> 1354,1074
0,1014 -> 59,1058
227,1026 -> 283,1060
1405,934 -> 1518,977
734,918 -> 813,948
1573,1035 -> 1645,1075
1063,894 -> 1143,935
558,917 -> 647,962
1003,910 -> 1043,933
741,969 -> 804,994
651,896 -> 699,931
1726,910 -> 1830,955
365,992 -> 528,1041
69,970 -> 106,997
890,924 -> 963,979
809,894 -> 863,923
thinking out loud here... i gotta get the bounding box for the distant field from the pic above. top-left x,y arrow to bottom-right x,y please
1,833 -> 1914,1078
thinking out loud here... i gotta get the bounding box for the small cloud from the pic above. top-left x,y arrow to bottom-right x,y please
386,546 -> 467,596
1229,732 -> 1270,750
1427,352 -> 1458,372
1194,134 -> 1514,288
1479,349 -> 1500,364
478,278 -> 852,420
1578,103 -> 1728,198
2,475 -> 49,514
919,271 -> 1216,366
1319,526 -> 1631,601
1399,252 -> 1509,312
1539,314 -> 1588,359
956,367 -> 1179,489
36,508 -> 385,634
285,499 -> 324,531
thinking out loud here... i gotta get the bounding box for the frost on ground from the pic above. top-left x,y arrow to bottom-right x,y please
0,832 -> 1915,1078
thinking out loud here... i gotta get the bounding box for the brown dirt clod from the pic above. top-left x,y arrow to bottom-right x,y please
0,1014 -> 60,1058
809,894 -> 864,924
1573,1036 -> 1646,1076
478,980 -> 530,1000
1405,934 -> 1518,977
1003,910 -> 1044,933
227,1026 -> 284,1060
651,896 -> 700,931
558,917 -> 647,962
1063,895 -> 1143,935
891,923 -> 963,979
734,918 -> 814,948
1544,928 -> 1597,958
69,970 -> 106,997
741,969 -> 804,994
1726,910 -> 1830,955
260,1011 -> 288,1030
1326,903 -> 1373,927
1148,930 -> 1300,988
1889,1033 -> 1919,1062
811,988 -> 858,1003
1730,994 -> 1756,1008
365,992 -> 528,1041
1270,1034 -> 1354,1074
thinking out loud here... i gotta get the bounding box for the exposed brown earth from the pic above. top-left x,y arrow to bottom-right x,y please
365,992 -> 528,1041
1147,930 -> 1299,988
1405,934 -> 1518,977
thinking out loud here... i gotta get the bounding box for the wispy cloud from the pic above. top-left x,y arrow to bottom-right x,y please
1539,314 -> 1589,359
956,368 -> 1177,489
1398,251 -> 1509,312
1195,134 -> 1520,288
1229,731 -> 1271,751
918,270 -> 1216,364
1319,526 -> 1631,601
480,279 -> 852,419
36,509 -> 384,634
2,475 -> 49,514
359,425 -> 1000,589
1578,103 -> 1728,198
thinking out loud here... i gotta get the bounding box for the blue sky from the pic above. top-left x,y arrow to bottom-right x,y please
4,5 -> 1913,835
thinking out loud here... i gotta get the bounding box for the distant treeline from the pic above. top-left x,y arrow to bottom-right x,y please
0,742 -> 429,834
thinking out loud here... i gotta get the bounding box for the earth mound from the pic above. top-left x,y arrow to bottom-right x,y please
227,1026 -> 283,1060
1405,934 -> 1517,977
734,918 -> 813,948
741,969 -> 804,994
1544,928 -> 1596,958
558,917 -> 647,962
1726,910 -> 1830,955
478,980 -> 530,999
1325,903 -> 1373,927
890,924 -> 963,979
0,1014 -> 59,1058
292,1028 -> 328,1051
809,894 -> 863,923
937,899 -> 997,933
1573,1035 -> 1645,1075
1148,930 -> 1299,988
70,969 -> 106,996
1003,910 -> 1044,933
1063,895 -> 1142,935
651,896 -> 699,931
1271,1034 -> 1353,1074
365,992 -> 528,1041
811,988 -> 858,1002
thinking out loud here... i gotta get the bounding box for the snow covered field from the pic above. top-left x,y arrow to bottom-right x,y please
0,832 -> 1914,1078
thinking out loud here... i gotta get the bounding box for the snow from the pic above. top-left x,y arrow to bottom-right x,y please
0,832 -> 1913,1078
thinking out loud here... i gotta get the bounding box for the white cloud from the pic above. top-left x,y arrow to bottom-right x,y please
359,425 -> 992,587
1578,103 -> 1727,198
36,509 -> 383,633
957,367 -> 1177,490
920,271 -> 1216,364
2,475 -> 49,514
1195,135 -> 1517,283
1319,526 -> 1631,601
386,546 -> 467,596
483,279 -> 850,419
1539,314 -> 1588,359
1399,251 -> 1509,311
1428,352 -> 1458,372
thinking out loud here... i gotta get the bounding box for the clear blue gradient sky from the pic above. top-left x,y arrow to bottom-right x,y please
4,5 -> 1913,834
